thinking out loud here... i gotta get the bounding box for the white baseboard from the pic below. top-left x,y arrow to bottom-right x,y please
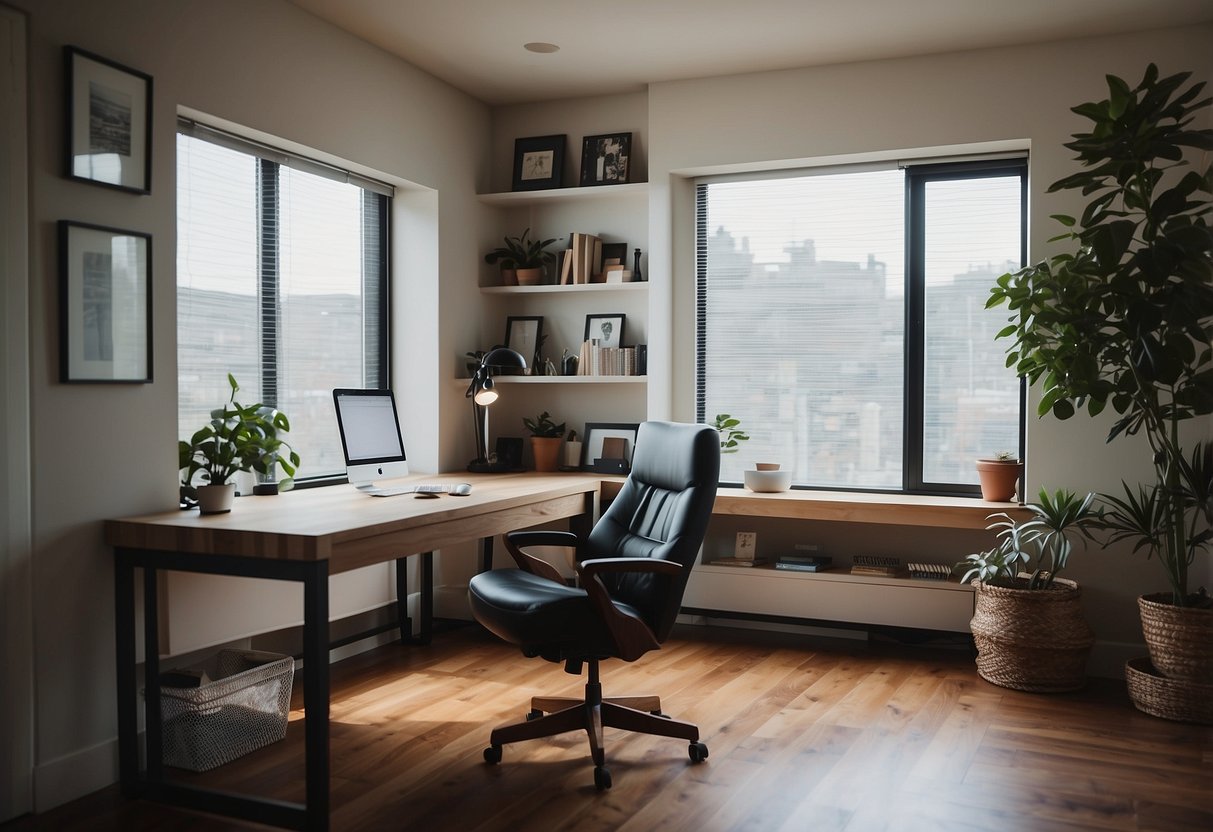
33,738 -> 117,813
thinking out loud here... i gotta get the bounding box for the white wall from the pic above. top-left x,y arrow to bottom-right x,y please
7,0 -> 491,811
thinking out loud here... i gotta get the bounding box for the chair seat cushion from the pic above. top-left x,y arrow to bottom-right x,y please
468,569 -> 643,660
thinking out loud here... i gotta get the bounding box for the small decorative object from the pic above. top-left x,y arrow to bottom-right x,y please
579,132 -> 631,186
485,228 -> 558,285
633,248 -> 644,282
712,414 -> 749,454
65,46 -> 152,193
504,316 -> 543,375
562,430 -> 583,470
561,349 -> 578,376
734,532 -> 757,561
581,423 -> 639,473
511,134 -> 566,192
59,220 -> 151,383
743,468 -> 791,493
975,452 -> 1023,502
583,313 -> 626,350
544,358 -> 557,376
179,374 -> 300,513
522,411 -> 565,473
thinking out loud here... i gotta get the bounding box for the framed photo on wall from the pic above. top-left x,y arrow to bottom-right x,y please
579,132 -> 631,186
583,313 -> 625,350
581,422 -> 640,473
504,315 -> 544,372
65,46 -> 153,194
59,220 -> 152,383
512,134 -> 566,192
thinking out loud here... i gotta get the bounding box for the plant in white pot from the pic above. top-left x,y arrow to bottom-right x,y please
179,374 -> 301,513
956,488 -> 1101,692
985,64 -> 1213,702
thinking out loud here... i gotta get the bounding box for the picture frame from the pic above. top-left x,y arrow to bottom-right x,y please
579,132 -> 631,187
58,220 -> 152,383
512,134 -> 566,192
504,315 -> 544,372
494,437 -> 524,471
65,46 -> 153,194
583,313 -> 626,350
582,422 -> 640,473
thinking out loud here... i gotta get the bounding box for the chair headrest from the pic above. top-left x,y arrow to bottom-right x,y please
630,421 -> 720,492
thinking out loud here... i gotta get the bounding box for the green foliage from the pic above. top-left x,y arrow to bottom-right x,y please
712,413 -> 749,454
986,64 -> 1213,606
484,227 -> 559,269
178,374 -> 301,500
956,489 -> 1101,590
522,411 -> 565,438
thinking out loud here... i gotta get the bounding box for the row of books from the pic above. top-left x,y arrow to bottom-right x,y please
707,554 -> 955,580
577,341 -> 646,376
559,232 -> 633,284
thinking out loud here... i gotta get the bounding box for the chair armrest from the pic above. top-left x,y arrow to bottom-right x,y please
577,557 -> 683,579
576,557 -> 683,661
503,530 -> 580,584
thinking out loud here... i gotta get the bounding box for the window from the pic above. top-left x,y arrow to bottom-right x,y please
695,158 -> 1025,494
177,120 -> 390,482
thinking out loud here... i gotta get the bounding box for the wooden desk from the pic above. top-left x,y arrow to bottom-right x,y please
107,472 -> 602,832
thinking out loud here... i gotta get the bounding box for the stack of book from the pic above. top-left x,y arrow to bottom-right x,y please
559,233 -> 633,284
578,341 -> 640,376
907,562 -> 952,581
850,555 -> 901,577
775,554 -> 833,572
708,556 -> 768,567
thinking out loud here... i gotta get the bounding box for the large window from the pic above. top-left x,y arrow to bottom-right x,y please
696,158 -> 1025,493
177,120 -> 390,481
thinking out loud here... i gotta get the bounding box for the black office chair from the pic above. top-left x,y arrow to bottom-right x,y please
468,420 -> 720,789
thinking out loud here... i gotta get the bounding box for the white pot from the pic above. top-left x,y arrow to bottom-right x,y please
563,441 -> 583,469
196,483 -> 236,514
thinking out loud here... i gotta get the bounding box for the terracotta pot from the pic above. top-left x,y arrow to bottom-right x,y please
500,268 -> 518,286
196,483 -> 236,514
530,436 -> 562,472
516,267 -> 543,286
975,458 -> 1023,502
1138,593 -> 1213,684
755,462 -> 780,471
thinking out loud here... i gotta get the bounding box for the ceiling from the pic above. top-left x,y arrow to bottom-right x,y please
286,0 -> 1213,106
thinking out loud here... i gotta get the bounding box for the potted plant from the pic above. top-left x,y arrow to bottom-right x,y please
179,374 -> 301,513
712,413 -> 749,455
976,451 -> 1023,502
985,65 -> 1213,702
522,411 -> 565,473
485,227 -> 559,286
956,488 -> 1101,692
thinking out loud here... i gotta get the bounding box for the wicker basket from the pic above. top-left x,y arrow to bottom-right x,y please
1125,657 -> 1213,724
1137,594 -> 1213,684
970,578 -> 1094,693
155,649 -> 294,772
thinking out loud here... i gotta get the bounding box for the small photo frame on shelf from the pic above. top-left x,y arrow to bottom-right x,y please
58,220 -> 152,383
65,46 -> 152,194
494,437 -> 524,470
505,315 -> 544,372
582,422 -> 640,473
580,132 -> 631,186
583,313 -> 625,350
512,134 -> 566,192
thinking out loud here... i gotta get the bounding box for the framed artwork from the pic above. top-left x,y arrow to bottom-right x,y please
512,134 -> 566,192
582,422 -> 640,473
579,132 -> 631,186
58,220 -> 152,383
583,313 -> 625,350
504,315 -> 544,372
65,46 -> 152,194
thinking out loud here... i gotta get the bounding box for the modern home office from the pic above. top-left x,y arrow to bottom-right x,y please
2,1 -> 1211,830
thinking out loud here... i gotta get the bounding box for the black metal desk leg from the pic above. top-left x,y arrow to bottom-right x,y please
302,561 -> 330,832
418,552 -> 433,646
479,536 -> 494,573
113,550 -> 139,796
394,557 -> 412,642
143,566 -> 163,783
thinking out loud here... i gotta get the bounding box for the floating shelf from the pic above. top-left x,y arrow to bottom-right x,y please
481,282 -> 648,295
477,182 -> 647,206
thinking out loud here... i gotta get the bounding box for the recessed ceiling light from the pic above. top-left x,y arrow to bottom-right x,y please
524,42 -> 559,54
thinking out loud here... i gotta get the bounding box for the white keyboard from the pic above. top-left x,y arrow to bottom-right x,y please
362,482 -> 472,497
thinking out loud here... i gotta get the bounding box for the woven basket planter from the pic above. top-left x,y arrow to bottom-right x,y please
970,578 -> 1094,693
1125,657 -> 1213,724
1138,594 -> 1213,684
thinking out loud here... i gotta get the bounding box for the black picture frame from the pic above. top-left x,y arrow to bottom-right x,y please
65,46 -> 153,194
583,313 -> 626,350
494,437 -> 524,471
512,134 -> 566,192
579,132 -> 631,187
581,422 -> 640,473
505,315 -> 544,372
58,220 -> 152,383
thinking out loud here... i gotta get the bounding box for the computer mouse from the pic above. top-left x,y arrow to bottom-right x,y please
414,492 -> 440,499
449,483 -> 472,496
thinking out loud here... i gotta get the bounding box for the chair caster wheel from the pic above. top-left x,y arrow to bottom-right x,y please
484,745 -> 502,764
526,709 -> 543,721
689,741 -> 709,763
593,765 -> 612,790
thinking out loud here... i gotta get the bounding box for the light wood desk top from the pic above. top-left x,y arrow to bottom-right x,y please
105,472 -> 603,574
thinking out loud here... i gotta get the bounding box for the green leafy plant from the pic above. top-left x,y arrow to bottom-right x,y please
522,411 -> 565,438
957,488 -> 1101,590
712,413 -> 749,454
990,450 -> 1016,462
484,227 -> 559,269
986,64 -> 1213,607
178,374 -> 301,500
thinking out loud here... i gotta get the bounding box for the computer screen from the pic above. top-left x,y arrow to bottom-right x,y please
332,388 -> 409,488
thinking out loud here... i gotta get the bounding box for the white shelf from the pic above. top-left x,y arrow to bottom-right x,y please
481,282 -> 648,295
477,182 -> 647,206
455,375 -> 646,385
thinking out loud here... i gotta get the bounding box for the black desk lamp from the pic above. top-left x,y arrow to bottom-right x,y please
467,347 -> 527,473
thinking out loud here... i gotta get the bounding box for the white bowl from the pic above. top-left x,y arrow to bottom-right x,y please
743,469 -> 791,493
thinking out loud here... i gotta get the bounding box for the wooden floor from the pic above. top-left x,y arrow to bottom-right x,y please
6,624 -> 1212,832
